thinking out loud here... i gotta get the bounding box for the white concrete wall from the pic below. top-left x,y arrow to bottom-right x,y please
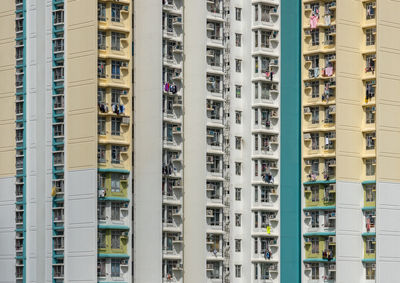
336,181 -> 363,283
376,182 -> 400,283
183,1 -> 207,282
133,1 -> 163,282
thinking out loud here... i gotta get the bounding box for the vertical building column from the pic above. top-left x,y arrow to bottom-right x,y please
183,1 -> 207,282
134,1 -> 163,282
65,0 -> 98,281
0,0 -> 17,281
336,1 -> 364,281
280,0 -> 301,282
376,1 -> 400,281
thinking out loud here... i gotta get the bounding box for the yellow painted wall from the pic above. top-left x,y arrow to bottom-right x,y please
363,237 -> 376,259
305,185 -> 336,208
0,1 -> 15,178
336,0 -> 364,182
98,230 -> 129,254
305,236 -> 335,259
66,0 -> 98,170
376,0 -> 400,182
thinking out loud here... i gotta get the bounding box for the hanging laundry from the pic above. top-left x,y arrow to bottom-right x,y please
325,66 -> 334,76
325,14 -> 331,26
269,71 -> 274,81
310,15 -> 318,29
164,82 -> 170,92
119,104 -> 125,114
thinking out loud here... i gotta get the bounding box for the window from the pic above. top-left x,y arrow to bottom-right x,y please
235,8 -> 242,21
311,186 -> 319,202
111,117 -> 121,136
98,3 -> 106,21
111,173 -> 120,192
98,145 -> 106,163
111,203 -> 120,221
235,85 -> 242,98
366,107 -> 375,124
366,2 -> 375,20
311,238 -> 319,254
98,174 -> 106,190
366,133 -> 375,150
366,28 -> 376,46
111,146 -> 121,164
111,231 -> 121,249
98,60 -> 106,78
254,187 -> 259,202
111,60 -> 121,79
97,259 -> 106,277
311,263 -> 319,280
98,88 -> 106,104
235,33 -> 242,47
366,263 -> 376,280
235,137 -> 242,150
254,161 -> 259,176
366,159 -> 375,176
235,188 -> 241,201
235,111 -> 242,124
324,132 -> 335,150
311,81 -> 319,98
365,186 -> 376,202
111,4 -> 122,22
98,231 -> 106,249
311,211 -> 319,228
111,32 -> 124,51
235,265 -> 242,278
98,117 -> 106,135
235,59 -> 242,72
98,31 -> 106,50
235,162 -> 241,176
235,239 -> 241,252
366,237 -> 375,254
235,213 -> 241,227
311,133 -> 319,150
324,106 -> 334,124
311,160 -> 319,176
311,107 -> 319,124
111,259 -> 120,277
311,29 -> 320,46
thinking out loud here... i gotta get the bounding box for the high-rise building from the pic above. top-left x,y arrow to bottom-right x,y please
0,0 -> 133,282
301,0 -> 400,282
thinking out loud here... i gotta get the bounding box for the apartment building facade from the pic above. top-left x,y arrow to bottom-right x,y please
301,0 -> 400,282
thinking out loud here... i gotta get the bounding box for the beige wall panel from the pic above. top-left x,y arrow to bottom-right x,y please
336,129 -> 362,155
337,0 -> 362,24
0,68 -> 15,95
67,112 -> 97,144
379,51 -> 400,78
379,25 -> 400,51
67,26 -> 97,57
377,130 -> 400,156
337,103 -> 362,130
378,77 -> 400,103
0,123 -> 15,149
0,42 -> 14,67
377,0 -> 400,24
66,0 -> 97,171
336,76 -> 362,103
0,96 -> 15,122
0,15 -> 15,40
0,151 -> 15,177
336,155 -> 362,182
0,1 -> 14,14
378,154 -> 400,182
378,103 -> 400,130
68,84 -> 96,112
66,0 -> 96,27
336,50 -> 362,77
67,141 -> 97,170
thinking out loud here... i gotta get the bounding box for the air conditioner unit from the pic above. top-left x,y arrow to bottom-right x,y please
206,210 -> 213,217
122,231 -> 129,237
121,146 -> 128,152
122,90 -> 128,95
271,84 -> 278,91
120,174 -> 128,180
122,117 -> 130,124
207,156 -> 214,163
121,62 -> 128,68
304,107 -> 311,113
305,211 -> 310,217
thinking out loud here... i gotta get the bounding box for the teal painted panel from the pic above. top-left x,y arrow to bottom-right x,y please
280,0 -> 301,282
